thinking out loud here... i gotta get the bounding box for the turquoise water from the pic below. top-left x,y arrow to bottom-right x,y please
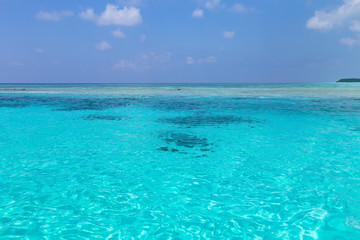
1,83 -> 360,239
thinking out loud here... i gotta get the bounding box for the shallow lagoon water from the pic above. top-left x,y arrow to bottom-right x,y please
1,83 -> 360,239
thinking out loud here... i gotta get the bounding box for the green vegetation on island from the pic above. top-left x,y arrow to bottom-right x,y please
337,78 -> 360,82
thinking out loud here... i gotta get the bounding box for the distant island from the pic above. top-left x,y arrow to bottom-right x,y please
337,78 -> 360,82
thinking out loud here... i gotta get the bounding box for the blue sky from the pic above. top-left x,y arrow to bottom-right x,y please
1,0 -> 360,83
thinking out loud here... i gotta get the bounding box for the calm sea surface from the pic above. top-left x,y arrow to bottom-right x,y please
1,83 -> 360,239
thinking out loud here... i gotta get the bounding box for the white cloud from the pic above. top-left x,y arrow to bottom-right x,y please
111,29 -> 126,38
139,34 -> 146,42
192,9 -> 204,18
36,10 -> 73,21
118,0 -> 143,6
141,52 -> 171,62
186,57 -> 195,64
140,52 -> 172,69
96,41 -> 112,50
186,55 -> 216,64
79,9 -> 96,21
307,0 -> 360,30
80,4 -> 142,26
206,55 -> 217,63
114,60 -> 136,70
340,37 -> 358,45
340,34 -> 360,45
222,31 -> 235,39
35,48 -> 44,53
350,21 -> 360,32
230,3 -> 248,13
205,0 -> 221,9
307,11 -> 335,30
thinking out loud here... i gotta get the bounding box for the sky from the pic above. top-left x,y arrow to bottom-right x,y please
1,0 -> 360,83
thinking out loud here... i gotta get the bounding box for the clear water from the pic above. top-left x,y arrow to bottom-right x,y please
1,83 -> 360,239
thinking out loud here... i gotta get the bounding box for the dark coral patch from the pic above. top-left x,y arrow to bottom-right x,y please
161,133 -> 210,149
160,115 -> 261,127
82,114 -> 122,121
54,98 -> 134,111
0,103 -> 28,108
157,147 -> 179,152
147,99 -> 203,111
0,96 -> 31,108
0,96 -> 136,111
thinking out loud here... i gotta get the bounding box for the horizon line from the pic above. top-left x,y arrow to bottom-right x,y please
0,82 -> 336,84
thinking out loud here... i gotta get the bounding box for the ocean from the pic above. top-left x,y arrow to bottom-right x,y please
0,83 -> 360,239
